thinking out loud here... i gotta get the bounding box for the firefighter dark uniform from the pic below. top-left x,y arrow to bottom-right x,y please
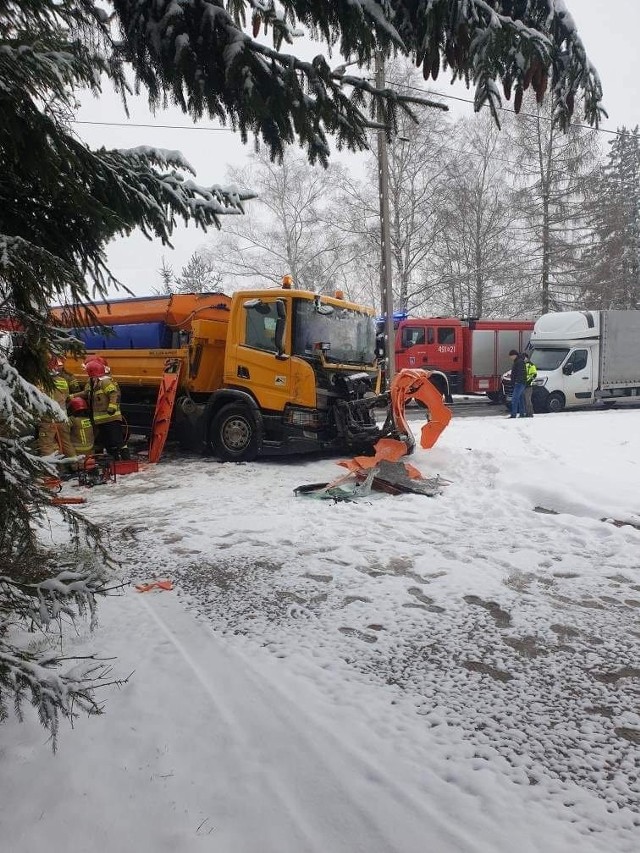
79,360 -> 129,459
38,361 -> 76,460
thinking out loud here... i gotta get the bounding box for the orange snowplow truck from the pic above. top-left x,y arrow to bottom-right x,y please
54,285 -> 450,462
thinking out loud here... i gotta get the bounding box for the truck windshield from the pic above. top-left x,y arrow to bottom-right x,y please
529,347 -> 570,370
293,299 -> 376,364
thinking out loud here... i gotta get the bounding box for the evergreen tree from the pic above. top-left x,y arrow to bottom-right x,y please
114,0 -> 604,166
584,127 -> 640,309
156,257 -> 176,295
0,0 -> 604,740
157,253 -> 222,294
0,0 -> 250,741
176,253 -> 223,292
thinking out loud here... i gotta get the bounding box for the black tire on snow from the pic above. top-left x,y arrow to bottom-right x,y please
210,403 -> 259,462
546,392 -> 565,414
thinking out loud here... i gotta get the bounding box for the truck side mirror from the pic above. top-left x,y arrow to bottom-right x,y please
274,299 -> 287,360
562,363 -> 574,375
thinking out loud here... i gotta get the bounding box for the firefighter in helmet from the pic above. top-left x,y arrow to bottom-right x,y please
37,356 -> 76,466
67,395 -> 94,456
76,358 -> 130,459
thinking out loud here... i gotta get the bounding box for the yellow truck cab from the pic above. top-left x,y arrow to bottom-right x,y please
60,284 -> 385,461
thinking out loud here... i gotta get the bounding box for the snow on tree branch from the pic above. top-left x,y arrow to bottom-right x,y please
112,1 -> 603,165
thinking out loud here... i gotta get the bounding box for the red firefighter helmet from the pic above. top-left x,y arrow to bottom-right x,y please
84,359 -> 107,378
94,356 -> 110,371
68,396 -> 89,415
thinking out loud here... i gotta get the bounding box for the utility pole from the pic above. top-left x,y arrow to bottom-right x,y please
375,50 -> 395,389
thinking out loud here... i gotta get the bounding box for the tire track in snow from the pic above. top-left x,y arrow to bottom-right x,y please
139,592 -> 487,853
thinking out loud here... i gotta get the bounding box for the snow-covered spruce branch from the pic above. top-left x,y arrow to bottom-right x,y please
111,1 -> 603,166
0,37 -> 112,107
0,356 -> 64,431
0,565 -> 126,746
231,0 -> 303,47
96,147 -> 254,236
0,646 -> 129,749
0,570 -> 123,632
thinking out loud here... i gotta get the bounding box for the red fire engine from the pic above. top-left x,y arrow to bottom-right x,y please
382,315 -> 534,400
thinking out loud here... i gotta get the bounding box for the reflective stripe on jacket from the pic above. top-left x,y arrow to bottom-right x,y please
70,416 -> 94,454
82,377 -> 122,424
51,376 -> 70,407
38,376 -> 69,420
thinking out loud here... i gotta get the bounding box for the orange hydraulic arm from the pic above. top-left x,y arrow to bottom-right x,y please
391,368 -> 452,450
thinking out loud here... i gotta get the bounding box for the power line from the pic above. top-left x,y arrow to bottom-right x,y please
73,85 -> 623,140
386,78 -> 622,137
72,119 -> 234,132
69,116 -> 565,169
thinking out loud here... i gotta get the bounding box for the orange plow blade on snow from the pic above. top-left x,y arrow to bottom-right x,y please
390,368 -> 453,451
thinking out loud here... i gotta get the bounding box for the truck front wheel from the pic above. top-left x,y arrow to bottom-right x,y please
546,392 -> 565,413
210,404 -> 259,462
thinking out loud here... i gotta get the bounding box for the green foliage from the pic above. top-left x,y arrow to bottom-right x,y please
0,0 -> 249,739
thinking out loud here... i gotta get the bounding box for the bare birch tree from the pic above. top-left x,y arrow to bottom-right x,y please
336,62 -> 452,314
430,113 -> 522,317
506,96 -> 602,314
205,149 -> 357,294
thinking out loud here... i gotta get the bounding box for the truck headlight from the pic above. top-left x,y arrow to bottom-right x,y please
533,377 -> 547,386
285,407 -> 324,428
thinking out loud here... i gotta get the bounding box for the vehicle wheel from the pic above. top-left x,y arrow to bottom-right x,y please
546,392 -> 565,413
210,404 -> 259,462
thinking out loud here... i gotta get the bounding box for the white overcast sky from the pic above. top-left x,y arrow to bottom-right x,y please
74,0 -> 640,297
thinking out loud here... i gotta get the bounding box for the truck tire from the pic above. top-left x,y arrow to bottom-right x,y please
546,392 -> 565,413
210,403 -> 259,462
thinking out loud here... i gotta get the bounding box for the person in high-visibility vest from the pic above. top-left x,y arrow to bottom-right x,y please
67,395 -> 94,456
76,359 -> 130,459
37,356 -> 76,463
524,354 -> 538,418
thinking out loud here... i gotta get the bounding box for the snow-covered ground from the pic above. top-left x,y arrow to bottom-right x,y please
2,410 -> 639,852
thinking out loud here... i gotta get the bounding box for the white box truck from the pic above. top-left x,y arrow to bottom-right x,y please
502,310 -> 640,413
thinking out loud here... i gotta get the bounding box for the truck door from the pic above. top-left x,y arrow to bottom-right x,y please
233,298 -> 291,411
562,348 -> 593,404
398,324 -> 427,370
431,324 -> 460,375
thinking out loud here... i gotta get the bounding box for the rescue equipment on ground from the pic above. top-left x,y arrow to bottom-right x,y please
77,454 -> 116,488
